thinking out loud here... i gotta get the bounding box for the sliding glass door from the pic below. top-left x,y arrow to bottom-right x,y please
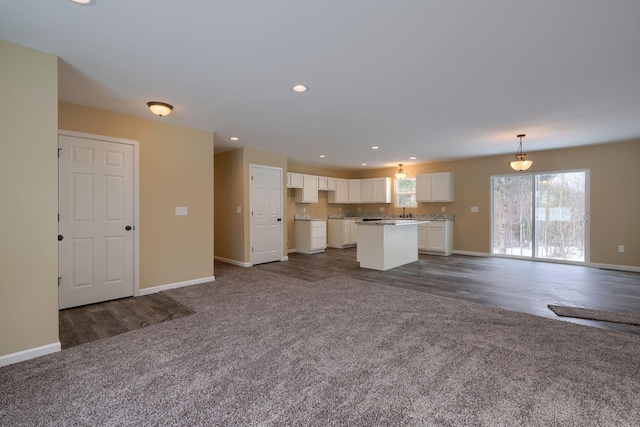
492,170 -> 588,262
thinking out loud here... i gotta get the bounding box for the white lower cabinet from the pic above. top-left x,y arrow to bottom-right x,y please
295,220 -> 327,254
419,221 -> 453,255
327,218 -> 358,248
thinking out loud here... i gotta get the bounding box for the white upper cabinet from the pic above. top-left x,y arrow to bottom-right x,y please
328,178 -> 349,203
361,179 -> 373,203
348,179 -> 361,203
361,177 -> 391,203
416,172 -> 454,202
326,177 -> 336,191
287,172 -> 304,189
295,175 -> 319,203
318,176 -> 329,190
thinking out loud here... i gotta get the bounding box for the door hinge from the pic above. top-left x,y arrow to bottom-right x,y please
58,277 -> 61,287
58,213 -> 60,222
58,148 -> 62,158
252,246 -> 254,252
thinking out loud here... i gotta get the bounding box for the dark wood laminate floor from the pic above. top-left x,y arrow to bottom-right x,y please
255,248 -> 640,335
59,293 -> 193,349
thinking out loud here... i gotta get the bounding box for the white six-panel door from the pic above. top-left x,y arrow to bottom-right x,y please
58,135 -> 135,309
250,165 -> 283,265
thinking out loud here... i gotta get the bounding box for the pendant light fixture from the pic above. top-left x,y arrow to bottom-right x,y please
147,102 -> 173,117
509,134 -> 533,171
395,164 -> 407,179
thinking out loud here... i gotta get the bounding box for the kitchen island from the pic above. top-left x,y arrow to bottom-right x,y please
356,219 -> 428,271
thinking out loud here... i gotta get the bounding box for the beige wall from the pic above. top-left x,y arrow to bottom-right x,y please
0,40 -> 59,356
214,148 -> 245,262
59,102 -> 214,288
287,139 -> 640,268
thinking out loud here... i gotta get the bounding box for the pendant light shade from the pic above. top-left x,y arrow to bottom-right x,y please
147,102 -> 173,117
395,164 -> 407,179
509,134 -> 533,171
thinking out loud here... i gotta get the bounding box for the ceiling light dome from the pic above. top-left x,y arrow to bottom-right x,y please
147,102 -> 173,117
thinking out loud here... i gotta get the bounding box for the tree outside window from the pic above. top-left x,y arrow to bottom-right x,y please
395,178 -> 416,207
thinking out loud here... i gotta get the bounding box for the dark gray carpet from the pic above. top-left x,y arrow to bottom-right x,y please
548,304 -> 640,326
1,263 -> 639,426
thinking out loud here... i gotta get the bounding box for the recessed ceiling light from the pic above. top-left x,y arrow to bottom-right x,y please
361,163 -> 367,166
371,146 -> 379,150
319,154 -> 326,158
409,156 -> 417,160
69,0 -> 96,5
229,137 -> 239,141
291,84 -> 308,93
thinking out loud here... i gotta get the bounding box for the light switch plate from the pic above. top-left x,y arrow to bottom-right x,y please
236,206 -> 241,214
175,207 -> 188,216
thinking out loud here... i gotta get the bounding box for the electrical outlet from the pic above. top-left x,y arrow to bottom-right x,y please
379,207 -> 385,212
236,206 -> 241,214
441,207 -> 446,212
287,240 -> 290,248
303,207 -> 306,212
471,206 -> 479,213
618,245 -> 625,253
175,207 -> 187,215
358,207 -> 361,211
339,208 -> 341,212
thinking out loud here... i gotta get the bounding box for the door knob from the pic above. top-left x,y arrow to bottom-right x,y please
58,235 -> 64,241
125,225 -> 132,231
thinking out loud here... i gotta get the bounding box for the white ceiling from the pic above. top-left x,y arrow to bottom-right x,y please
2,0 -> 640,169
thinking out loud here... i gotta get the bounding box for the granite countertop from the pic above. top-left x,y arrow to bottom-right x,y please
356,219 -> 429,226
294,214 -> 326,221
328,213 -> 454,221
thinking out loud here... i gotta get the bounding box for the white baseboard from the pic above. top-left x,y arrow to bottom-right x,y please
0,342 -> 61,368
214,256 -> 252,267
589,262 -> 640,273
139,276 -> 215,296
452,250 -> 491,257
281,255 -> 289,261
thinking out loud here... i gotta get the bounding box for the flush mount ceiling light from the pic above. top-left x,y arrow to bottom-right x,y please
409,156 -> 417,160
291,84 -> 308,93
371,146 -> 379,150
509,134 -> 533,171
361,163 -> 367,166
319,155 -> 326,158
229,137 -> 239,141
395,164 -> 407,179
147,102 -> 173,117
69,0 -> 96,5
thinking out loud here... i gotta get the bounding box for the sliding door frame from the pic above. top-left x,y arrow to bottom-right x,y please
490,168 -> 590,266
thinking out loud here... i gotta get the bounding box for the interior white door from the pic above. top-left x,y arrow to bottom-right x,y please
250,165 -> 283,265
58,135 -> 135,309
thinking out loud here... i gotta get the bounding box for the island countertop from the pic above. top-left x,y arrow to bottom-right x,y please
356,219 -> 429,226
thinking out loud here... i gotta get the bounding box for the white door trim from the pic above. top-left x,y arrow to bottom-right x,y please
58,129 -> 140,297
249,164 -> 284,265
